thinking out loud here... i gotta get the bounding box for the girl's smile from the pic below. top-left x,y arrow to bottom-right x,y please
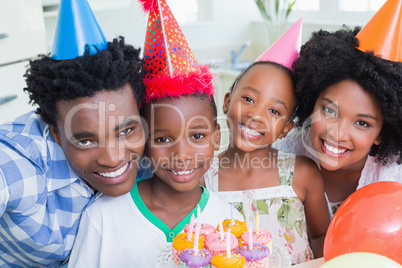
223,63 -> 296,152
321,140 -> 350,157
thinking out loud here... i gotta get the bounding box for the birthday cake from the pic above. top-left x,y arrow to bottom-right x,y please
179,248 -> 212,268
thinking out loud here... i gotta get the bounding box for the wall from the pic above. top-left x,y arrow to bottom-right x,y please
43,0 -> 360,64
43,0 -> 271,64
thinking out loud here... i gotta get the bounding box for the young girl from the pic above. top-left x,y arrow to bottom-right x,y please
274,26 -> 402,217
203,21 -> 330,264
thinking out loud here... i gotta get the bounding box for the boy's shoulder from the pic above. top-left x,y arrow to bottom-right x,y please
204,189 -> 244,221
87,192 -> 132,213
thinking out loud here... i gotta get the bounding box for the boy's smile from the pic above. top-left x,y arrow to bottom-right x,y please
143,95 -> 220,192
310,80 -> 383,171
51,84 -> 145,196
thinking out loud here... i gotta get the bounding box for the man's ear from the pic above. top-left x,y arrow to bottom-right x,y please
50,125 -> 62,146
213,123 -> 221,151
278,120 -> 294,140
222,92 -> 231,115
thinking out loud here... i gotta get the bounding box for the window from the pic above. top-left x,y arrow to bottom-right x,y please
339,0 -> 386,12
168,0 -> 212,24
168,0 -> 198,23
290,0 -> 386,24
293,0 -> 319,11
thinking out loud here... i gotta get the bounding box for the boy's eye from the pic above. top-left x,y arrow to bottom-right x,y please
356,120 -> 370,128
191,133 -> 204,140
156,137 -> 171,143
242,96 -> 254,103
324,106 -> 337,117
269,109 -> 280,116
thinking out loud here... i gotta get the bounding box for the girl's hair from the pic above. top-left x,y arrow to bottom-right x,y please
230,61 -> 295,93
293,27 -> 402,164
24,36 -> 145,127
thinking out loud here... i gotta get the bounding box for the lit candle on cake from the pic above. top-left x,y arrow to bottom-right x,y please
193,218 -> 201,255
248,224 -> 253,251
188,214 -> 195,240
219,220 -> 224,241
255,212 -> 259,234
230,203 -> 234,227
226,228 -> 231,258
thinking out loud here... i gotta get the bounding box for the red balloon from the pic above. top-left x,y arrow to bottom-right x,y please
324,181 -> 402,264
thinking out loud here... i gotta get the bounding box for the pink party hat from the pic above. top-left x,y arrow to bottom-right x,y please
139,0 -> 214,102
256,18 -> 302,70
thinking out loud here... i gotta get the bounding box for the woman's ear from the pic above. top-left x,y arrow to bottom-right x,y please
278,120 -> 294,140
374,134 -> 382,146
222,92 -> 231,114
50,125 -> 62,146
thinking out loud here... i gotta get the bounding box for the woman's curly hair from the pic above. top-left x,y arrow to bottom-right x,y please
293,27 -> 402,164
24,36 -> 145,127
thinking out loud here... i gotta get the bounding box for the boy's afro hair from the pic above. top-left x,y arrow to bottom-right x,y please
293,27 -> 402,165
24,36 -> 145,127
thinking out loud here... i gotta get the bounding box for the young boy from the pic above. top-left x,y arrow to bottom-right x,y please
0,0 -> 145,266
68,0 -> 243,266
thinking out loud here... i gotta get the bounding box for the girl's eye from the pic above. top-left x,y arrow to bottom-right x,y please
119,128 -> 132,136
77,140 -> 93,147
324,106 -> 337,117
269,109 -> 280,116
356,120 -> 370,128
191,133 -> 204,140
242,96 -> 254,103
156,137 -> 170,143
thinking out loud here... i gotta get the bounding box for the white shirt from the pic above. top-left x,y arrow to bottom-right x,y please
69,183 -> 243,267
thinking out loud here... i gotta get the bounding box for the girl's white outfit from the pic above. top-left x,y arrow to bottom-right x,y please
273,127 -> 402,216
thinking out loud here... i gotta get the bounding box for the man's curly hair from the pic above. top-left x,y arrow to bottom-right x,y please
24,36 -> 145,127
293,27 -> 402,165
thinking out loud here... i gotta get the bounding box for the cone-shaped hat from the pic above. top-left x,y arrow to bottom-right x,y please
139,0 -> 214,102
256,18 -> 302,70
355,0 -> 402,62
51,0 -> 107,60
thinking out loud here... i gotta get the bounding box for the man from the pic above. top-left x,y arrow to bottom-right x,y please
0,0 -> 146,266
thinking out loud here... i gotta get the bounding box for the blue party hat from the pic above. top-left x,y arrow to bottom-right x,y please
51,0 -> 107,60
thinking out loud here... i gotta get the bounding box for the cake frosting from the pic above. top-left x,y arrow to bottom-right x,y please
172,232 -> 205,251
241,229 -> 272,252
184,222 -> 216,237
218,219 -> 247,238
205,232 -> 239,256
179,248 -> 212,268
236,243 -> 270,262
210,253 -> 246,268
172,232 -> 205,265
